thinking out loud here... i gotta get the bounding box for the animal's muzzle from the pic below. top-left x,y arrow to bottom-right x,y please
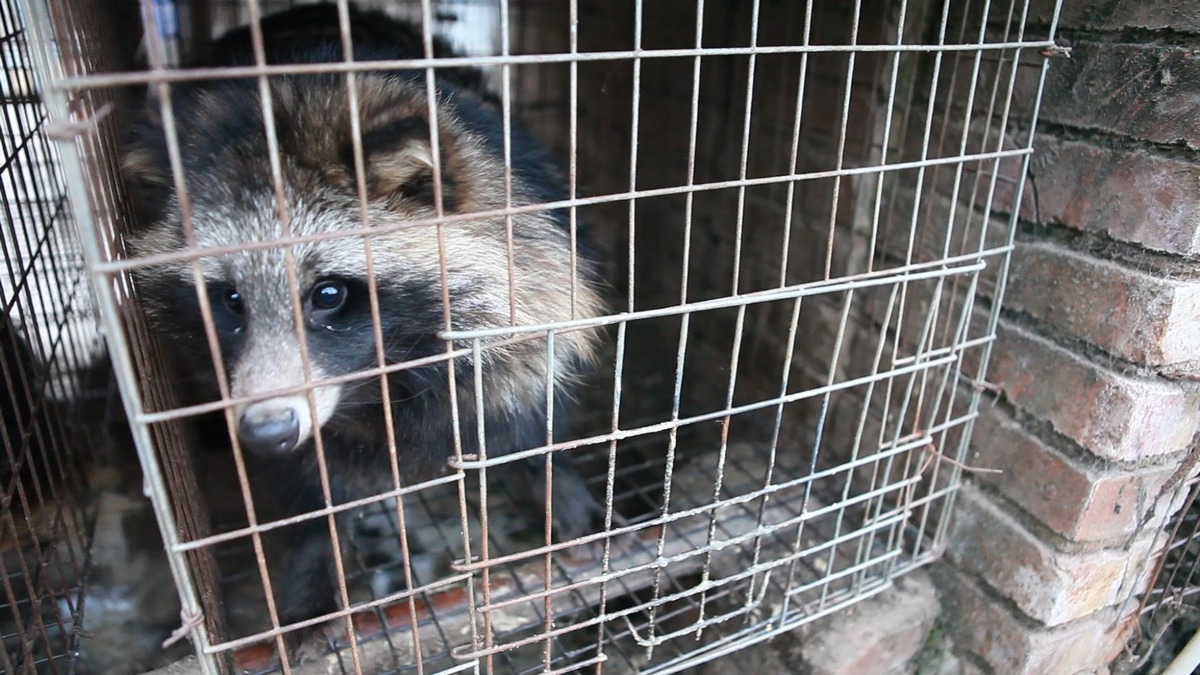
238,404 -> 301,456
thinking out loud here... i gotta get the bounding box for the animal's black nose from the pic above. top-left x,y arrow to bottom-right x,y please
238,408 -> 300,456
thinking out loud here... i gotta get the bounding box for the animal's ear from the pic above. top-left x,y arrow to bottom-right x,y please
121,146 -> 170,189
121,106 -> 175,223
358,117 -> 456,208
121,98 -> 166,183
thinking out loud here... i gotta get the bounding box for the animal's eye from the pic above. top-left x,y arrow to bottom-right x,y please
310,279 -> 349,314
222,288 -> 245,316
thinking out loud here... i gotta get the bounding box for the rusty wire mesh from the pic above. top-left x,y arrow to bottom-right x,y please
0,0 -> 110,670
19,0 -> 1061,673
1114,462 -> 1200,674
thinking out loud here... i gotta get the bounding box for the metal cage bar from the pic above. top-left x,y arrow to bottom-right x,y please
17,0 -> 1063,673
0,0 -> 111,671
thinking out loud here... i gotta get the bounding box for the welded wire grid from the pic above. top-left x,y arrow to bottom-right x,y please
23,0 -> 1062,673
0,0 -> 107,670
1116,467 -> 1200,673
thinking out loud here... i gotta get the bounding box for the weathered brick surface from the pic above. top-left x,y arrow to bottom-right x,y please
994,138 -> 1200,256
987,321 -> 1200,461
1029,0 -> 1200,32
1005,241 -> 1200,365
921,7 -> 1200,675
688,569 -> 941,675
968,407 -> 1176,542
926,648 -> 987,675
933,563 -> 1137,675
786,571 -> 941,675
947,484 -> 1150,626
1025,41 -> 1200,147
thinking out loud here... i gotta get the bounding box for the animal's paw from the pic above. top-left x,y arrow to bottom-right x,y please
547,466 -> 607,543
280,621 -> 343,668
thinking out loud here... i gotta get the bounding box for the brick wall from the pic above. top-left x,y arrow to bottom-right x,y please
934,2 -> 1200,672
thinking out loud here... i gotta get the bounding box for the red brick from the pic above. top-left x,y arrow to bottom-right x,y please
1025,42 -> 1200,148
933,563 -> 1137,675
1005,242 -> 1200,365
988,321 -> 1200,461
947,485 -> 1146,626
1029,0 -> 1200,32
968,407 -> 1175,542
995,138 -> 1200,256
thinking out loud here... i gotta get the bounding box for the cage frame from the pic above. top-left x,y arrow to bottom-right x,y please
17,0 -> 1065,673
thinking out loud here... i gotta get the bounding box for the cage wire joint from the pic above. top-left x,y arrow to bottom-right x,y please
162,608 -> 207,649
1039,42 -> 1072,59
623,571 -> 775,650
44,101 -> 113,141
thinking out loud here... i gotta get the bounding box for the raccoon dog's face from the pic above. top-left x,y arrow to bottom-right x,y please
123,73 -> 603,458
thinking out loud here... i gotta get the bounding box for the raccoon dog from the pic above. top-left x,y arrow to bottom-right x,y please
122,3 -> 606,658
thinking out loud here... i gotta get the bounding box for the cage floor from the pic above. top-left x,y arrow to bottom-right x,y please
212,427 -> 909,675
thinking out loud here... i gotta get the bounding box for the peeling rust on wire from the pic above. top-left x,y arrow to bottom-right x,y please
1039,43 -> 1072,59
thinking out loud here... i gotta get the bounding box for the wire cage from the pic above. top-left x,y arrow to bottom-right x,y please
0,0 -> 112,670
1117,465 -> 1200,674
15,0 -> 1061,673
